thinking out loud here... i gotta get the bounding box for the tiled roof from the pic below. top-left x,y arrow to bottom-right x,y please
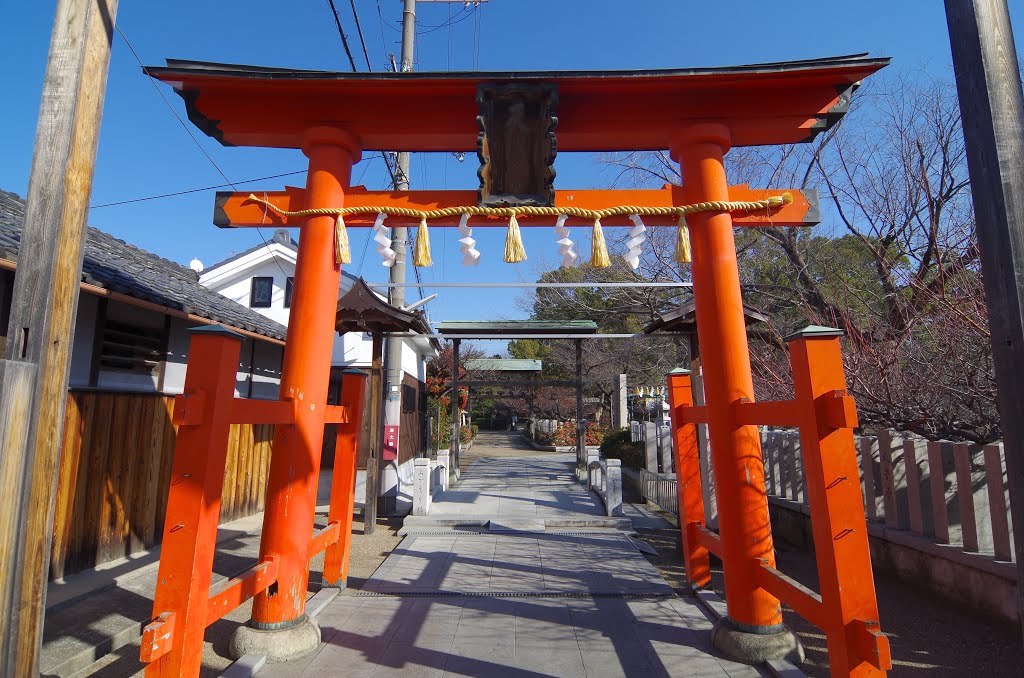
436,320 -> 598,335
464,359 -> 542,372
0,189 -> 287,341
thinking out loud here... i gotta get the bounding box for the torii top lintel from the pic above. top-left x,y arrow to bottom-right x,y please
146,54 -> 888,152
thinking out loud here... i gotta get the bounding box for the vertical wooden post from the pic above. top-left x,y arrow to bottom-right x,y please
788,326 -> 889,676
251,127 -> 360,627
0,0 -> 119,674
450,338 -> 461,472
364,335 -> 384,535
944,0 -> 1024,639
575,339 -> 585,472
324,369 -> 367,586
142,327 -> 244,677
671,125 -> 782,631
666,369 -> 711,590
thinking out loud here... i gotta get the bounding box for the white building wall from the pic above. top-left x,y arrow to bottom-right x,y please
68,294 -> 97,388
65,296 -> 283,397
200,244 -> 433,380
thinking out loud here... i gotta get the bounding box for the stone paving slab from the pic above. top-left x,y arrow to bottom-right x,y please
262,595 -> 763,678
362,533 -> 672,595
261,444 -> 766,677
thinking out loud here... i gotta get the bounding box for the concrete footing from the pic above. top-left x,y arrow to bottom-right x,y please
229,614 -> 321,663
711,617 -> 805,665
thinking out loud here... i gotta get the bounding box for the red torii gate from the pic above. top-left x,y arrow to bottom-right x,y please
139,56 -> 890,677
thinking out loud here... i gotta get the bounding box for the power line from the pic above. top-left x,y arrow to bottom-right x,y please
347,0 -> 373,70
114,25 -> 291,280
91,170 -> 307,208
325,0 -> 359,71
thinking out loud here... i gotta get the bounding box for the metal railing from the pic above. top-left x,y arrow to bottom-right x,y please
640,468 -> 678,515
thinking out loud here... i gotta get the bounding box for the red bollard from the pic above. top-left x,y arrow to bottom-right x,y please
666,368 -> 712,590
323,368 -> 367,587
787,326 -> 889,676
142,326 -> 243,677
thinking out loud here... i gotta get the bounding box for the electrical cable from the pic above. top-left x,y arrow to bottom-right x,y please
113,24 -> 292,281
347,0 -> 373,70
91,170 -> 307,208
325,0 -> 359,71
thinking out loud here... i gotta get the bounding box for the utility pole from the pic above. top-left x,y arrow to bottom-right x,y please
380,0 -> 416,516
944,0 -> 1024,645
0,0 -> 119,674
380,0 -> 484,512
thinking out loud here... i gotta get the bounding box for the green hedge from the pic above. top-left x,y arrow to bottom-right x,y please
599,428 -> 646,469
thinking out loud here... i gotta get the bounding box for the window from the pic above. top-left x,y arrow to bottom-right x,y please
250,276 -> 273,308
284,277 -> 294,308
99,319 -> 165,374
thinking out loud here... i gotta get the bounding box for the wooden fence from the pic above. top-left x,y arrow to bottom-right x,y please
49,391 -> 274,580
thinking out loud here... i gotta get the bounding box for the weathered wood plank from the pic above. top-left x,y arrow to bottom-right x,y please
0,0 -> 121,668
945,0 -> 1024,637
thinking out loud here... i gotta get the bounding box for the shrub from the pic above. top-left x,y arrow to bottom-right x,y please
599,428 -> 646,469
459,425 -> 473,443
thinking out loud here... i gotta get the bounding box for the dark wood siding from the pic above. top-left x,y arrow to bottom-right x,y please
49,391 -> 274,579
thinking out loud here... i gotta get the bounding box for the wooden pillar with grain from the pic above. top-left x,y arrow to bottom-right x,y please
451,338 -> 461,472
0,1 -> 119,674
364,333 -> 384,535
944,0 -> 1024,641
575,339 -> 584,471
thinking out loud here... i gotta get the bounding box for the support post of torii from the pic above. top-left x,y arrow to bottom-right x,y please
671,125 -> 799,659
231,128 -> 361,661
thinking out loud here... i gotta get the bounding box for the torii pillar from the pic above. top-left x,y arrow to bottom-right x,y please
672,124 -> 802,661
230,127 -> 361,660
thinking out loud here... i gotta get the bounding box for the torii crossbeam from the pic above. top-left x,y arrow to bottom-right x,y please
139,55 -> 891,678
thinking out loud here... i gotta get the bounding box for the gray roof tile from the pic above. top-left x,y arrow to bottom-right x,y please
0,189 -> 287,341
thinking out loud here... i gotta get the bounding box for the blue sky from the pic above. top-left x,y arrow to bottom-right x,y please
3,1 -> 1022,326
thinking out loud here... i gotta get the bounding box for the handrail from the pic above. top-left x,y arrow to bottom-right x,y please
587,458 -> 623,517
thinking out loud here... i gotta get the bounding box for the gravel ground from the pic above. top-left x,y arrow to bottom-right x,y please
632,502 -> 1024,677
74,514 -> 403,678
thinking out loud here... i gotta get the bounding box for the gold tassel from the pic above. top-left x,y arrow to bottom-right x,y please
504,213 -> 527,263
674,214 -> 692,264
414,216 -> 432,267
334,214 -> 351,264
590,218 -> 610,268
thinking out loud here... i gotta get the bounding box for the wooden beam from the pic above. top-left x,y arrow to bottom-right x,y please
0,1 -> 119,674
364,333 -> 384,534
214,185 -> 820,229
945,0 -> 1024,643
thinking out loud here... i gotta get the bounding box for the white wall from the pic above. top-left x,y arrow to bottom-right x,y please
65,294 -> 283,397
200,243 -> 434,376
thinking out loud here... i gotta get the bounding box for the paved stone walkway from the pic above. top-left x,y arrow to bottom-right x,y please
261,433 -> 764,677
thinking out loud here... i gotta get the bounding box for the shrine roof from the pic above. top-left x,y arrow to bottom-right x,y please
146,54 -> 888,151
464,359 -> 543,372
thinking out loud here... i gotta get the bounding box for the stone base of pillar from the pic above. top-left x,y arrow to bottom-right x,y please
710,617 -> 804,665
229,614 -> 321,662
